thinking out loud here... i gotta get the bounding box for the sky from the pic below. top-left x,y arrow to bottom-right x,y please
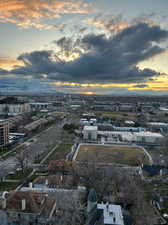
0,0 -> 168,95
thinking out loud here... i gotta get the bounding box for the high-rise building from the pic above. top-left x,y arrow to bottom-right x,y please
0,97 -> 31,116
0,120 -> 9,147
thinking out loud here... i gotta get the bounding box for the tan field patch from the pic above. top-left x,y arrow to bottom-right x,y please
76,144 -> 149,166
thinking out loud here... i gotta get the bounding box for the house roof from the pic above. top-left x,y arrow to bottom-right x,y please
48,160 -> 73,173
33,174 -> 76,189
1,191 -> 55,216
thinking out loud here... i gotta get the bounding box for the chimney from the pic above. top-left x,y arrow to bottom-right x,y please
2,199 -> 6,209
29,182 -> 33,188
160,169 -> 163,176
45,179 -> 48,186
22,199 -> 26,211
60,175 -> 63,182
106,202 -> 109,211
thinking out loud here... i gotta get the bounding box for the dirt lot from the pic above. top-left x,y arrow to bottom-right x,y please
75,144 -> 149,166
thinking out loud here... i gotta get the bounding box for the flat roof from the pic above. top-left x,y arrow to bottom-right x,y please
125,120 -> 135,124
97,203 -> 124,225
159,107 -> 168,111
30,102 -> 52,105
99,131 -> 163,138
84,126 -> 98,131
0,120 -> 8,124
135,131 -> 163,137
147,122 -> 168,126
98,131 -> 134,141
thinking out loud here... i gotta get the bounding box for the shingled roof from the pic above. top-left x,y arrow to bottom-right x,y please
1,191 -> 56,216
48,160 -> 73,173
33,174 -> 76,189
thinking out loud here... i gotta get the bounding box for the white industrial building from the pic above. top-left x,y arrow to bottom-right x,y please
124,120 -> 135,126
159,107 -> 168,112
147,122 -> 168,131
29,102 -> 53,111
99,131 -> 134,143
97,203 -> 124,225
134,131 -> 164,144
83,124 -> 164,145
0,97 -> 31,116
98,131 -> 164,144
0,103 -> 30,116
83,126 -> 98,140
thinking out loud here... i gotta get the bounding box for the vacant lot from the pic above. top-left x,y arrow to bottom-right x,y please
44,143 -> 72,163
96,112 -> 137,121
75,144 -> 149,166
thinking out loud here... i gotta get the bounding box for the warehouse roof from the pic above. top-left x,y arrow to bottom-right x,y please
97,203 -> 124,225
84,126 -> 98,131
134,131 -> 163,137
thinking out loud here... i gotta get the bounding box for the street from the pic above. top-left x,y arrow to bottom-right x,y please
0,116 -> 69,176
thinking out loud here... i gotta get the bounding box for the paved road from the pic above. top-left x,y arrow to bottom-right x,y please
0,117 -> 70,177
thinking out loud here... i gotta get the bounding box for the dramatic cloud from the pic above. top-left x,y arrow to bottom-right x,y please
0,77 -> 53,93
0,0 -> 91,29
3,23 -> 168,83
85,14 -> 129,33
53,36 -> 84,61
132,84 -> 148,88
0,68 -> 9,75
0,57 -> 23,70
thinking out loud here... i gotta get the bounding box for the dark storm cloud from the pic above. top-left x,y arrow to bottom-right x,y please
86,13 -> 128,34
133,84 -> 148,88
0,68 -> 9,75
7,23 -> 168,83
53,36 -> 84,59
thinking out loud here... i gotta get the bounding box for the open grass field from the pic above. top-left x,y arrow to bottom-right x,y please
44,143 -> 72,163
0,182 -> 19,191
75,144 -> 149,166
96,112 -> 137,121
6,168 -> 32,180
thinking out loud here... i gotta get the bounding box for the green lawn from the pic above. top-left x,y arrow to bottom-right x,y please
96,112 -> 137,121
0,147 -> 15,158
76,144 -> 149,166
34,150 -> 50,163
44,143 -> 72,163
0,182 -> 19,191
6,168 -> 32,180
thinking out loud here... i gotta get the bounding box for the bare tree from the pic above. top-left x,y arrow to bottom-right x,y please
16,147 -> 30,174
51,194 -> 85,225
73,162 -> 158,225
0,165 -> 8,182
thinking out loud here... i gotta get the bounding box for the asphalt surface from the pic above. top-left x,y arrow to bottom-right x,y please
0,117 -> 68,176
